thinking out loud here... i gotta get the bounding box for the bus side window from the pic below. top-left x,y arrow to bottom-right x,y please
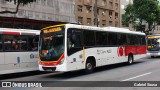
96,31 -> 108,46
28,35 -> 38,51
20,35 -> 30,51
67,29 -> 83,56
118,34 -> 127,45
108,33 -> 118,46
68,30 -> 82,49
84,30 -> 95,47
127,35 -> 135,45
139,36 -> 146,45
4,35 -> 20,51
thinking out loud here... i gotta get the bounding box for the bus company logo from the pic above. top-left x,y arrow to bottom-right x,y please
117,47 -> 125,57
2,82 -> 11,87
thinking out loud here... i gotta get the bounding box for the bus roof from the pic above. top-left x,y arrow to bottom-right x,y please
0,28 -> 40,35
41,24 -> 145,35
65,24 -> 145,35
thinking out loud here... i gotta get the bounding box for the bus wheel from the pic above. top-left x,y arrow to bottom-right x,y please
85,60 -> 94,74
128,55 -> 133,65
151,56 -> 155,58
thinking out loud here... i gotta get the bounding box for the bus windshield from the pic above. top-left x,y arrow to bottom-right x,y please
39,27 -> 64,61
148,37 -> 160,51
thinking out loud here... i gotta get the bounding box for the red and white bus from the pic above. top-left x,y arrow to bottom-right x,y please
0,28 -> 40,74
38,24 -> 147,73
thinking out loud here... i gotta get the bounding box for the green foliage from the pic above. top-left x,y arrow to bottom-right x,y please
122,4 -> 136,27
124,0 -> 160,32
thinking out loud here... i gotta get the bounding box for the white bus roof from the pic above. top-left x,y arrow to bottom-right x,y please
65,24 -> 145,35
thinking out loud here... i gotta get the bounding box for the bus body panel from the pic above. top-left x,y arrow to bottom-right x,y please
4,52 -> 38,64
64,46 -> 146,72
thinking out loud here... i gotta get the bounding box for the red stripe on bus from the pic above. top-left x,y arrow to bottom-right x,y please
124,46 -> 147,56
40,53 -> 64,66
3,31 -> 20,35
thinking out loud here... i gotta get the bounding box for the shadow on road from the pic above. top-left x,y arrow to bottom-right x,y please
43,62 -> 142,80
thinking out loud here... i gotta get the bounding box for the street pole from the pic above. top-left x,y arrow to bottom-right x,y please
94,0 -> 98,27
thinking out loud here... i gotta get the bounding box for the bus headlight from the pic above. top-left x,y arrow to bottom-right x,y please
59,58 -> 64,65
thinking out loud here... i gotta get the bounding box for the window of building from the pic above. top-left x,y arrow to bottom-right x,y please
78,17 -> 83,24
115,12 -> 118,19
18,10 -> 24,16
35,14 -> 40,19
87,18 -> 91,24
109,11 -> 112,18
86,6 -> 92,13
102,20 -> 106,26
102,10 -> 106,16
102,0 -> 106,6
97,9 -> 100,15
109,21 -> 112,26
102,24 -> 106,27
102,20 -> 106,24
78,5 -> 83,12
115,3 -> 118,10
109,1 -> 113,9
115,21 -> 118,27
28,11 -> 33,18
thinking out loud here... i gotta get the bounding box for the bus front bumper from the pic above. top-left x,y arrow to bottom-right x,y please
147,51 -> 160,57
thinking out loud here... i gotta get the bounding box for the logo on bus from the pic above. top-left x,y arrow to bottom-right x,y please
117,47 -> 125,57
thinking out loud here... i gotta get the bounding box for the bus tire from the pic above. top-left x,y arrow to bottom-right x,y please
85,59 -> 95,74
128,54 -> 134,65
151,56 -> 155,58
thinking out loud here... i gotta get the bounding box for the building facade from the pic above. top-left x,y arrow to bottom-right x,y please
0,0 -> 76,23
75,0 -> 120,27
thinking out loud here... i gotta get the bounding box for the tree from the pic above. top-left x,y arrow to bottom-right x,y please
133,0 -> 160,32
0,0 -> 36,14
122,4 -> 137,27
124,0 -> 160,33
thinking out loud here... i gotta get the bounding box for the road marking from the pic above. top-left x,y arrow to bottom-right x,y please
121,72 -> 152,81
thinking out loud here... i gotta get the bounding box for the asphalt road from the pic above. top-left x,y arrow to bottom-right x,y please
1,56 -> 160,90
